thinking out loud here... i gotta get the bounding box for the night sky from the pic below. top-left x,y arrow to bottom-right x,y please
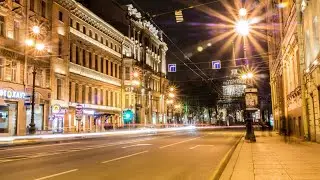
79,0 -> 270,106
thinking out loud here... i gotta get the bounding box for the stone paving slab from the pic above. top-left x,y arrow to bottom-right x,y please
220,131 -> 320,180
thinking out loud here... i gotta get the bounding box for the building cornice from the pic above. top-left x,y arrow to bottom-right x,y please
55,0 -> 124,43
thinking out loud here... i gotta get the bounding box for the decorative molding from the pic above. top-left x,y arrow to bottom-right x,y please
69,63 -> 121,86
70,28 -> 121,58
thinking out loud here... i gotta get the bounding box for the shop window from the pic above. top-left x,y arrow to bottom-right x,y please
26,104 -> 44,132
0,16 -> 5,37
57,78 -> 63,100
0,103 -> 17,135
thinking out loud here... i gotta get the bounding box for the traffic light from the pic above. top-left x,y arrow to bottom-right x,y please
123,109 -> 134,124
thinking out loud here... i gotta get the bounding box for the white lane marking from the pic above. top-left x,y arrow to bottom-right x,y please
101,151 -> 149,164
121,144 -> 152,149
159,137 -> 201,149
0,142 -> 81,151
34,169 -> 78,180
189,145 -> 214,149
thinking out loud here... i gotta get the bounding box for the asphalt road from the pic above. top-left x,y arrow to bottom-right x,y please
0,128 -> 243,180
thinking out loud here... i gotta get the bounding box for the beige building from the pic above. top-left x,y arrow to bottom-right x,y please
0,0 -> 52,136
268,0 -> 320,142
123,4 -> 169,125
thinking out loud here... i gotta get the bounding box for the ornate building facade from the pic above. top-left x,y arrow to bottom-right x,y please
0,0 -> 169,136
268,0 -> 320,141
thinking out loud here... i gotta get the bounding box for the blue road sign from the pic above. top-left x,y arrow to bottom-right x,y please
212,60 -> 221,69
168,64 -> 177,72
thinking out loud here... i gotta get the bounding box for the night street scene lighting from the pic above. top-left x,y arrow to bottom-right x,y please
0,0 -> 319,180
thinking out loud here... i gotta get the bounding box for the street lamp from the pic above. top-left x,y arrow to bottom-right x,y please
239,8 -> 247,17
168,92 -> 175,98
26,25 -> 46,134
131,71 -> 140,125
235,20 -> 250,36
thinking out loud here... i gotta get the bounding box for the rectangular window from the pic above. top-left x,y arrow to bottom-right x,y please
95,33 -> 98,40
83,26 -> 86,34
105,91 -> 108,106
76,46 -> 79,64
88,87 -> 92,104
69,82 -> 72,102
94,88 -> 98,105
125,67 -> 130,80
106,60 -> 109,75
110,92 -> 113,106
14,21 -> 19,41
82,85 -> 86,103
70,18 -> 73,27
76,22 -> 80,30
100,37 -> 103,43
75,83 -> 79,103
57,79 -> 62,100
110,43 -> 113,49
115,64 -> 118,78
0,58 -> 4,80
70,44 -> 73,62
58,37 -> 63,58
0,16 -> 5,36
89,52 -> 92,69
30,0 -> 34,11
105,40 -> 108,46
110,62 -> 113,76
100,57 -> 103,72
41,0 -> 46,18
89,30 -> 92,37
100,89 -> 103,105
59,11 -> 63,21
95,55 -> 98,71
115,45 -> 117,51
82,49 -> 85,66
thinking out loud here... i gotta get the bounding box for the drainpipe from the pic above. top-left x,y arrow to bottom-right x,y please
296,0 -> 309,140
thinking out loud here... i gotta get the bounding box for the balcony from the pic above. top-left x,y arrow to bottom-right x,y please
69,63 -> 121,86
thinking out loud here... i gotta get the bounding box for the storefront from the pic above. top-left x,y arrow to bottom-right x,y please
0,87 -> 25,136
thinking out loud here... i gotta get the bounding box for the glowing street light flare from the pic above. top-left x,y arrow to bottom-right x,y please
239,8 -> 247,17
235,20 -> 250,36
277,2 -> 288,9
169,93 -> 175,98
132,80 -> 140,86
35,43 -> 45,51
247,72 -> 254,79
133,71 -> 139,78
166,99 -> 173,104
25,39 -> 34,46
241,74 -> 248,79
197,46 -> 203,52
169,87 -> 175,92
32,25 -> 41,34
207,43 -> 212,47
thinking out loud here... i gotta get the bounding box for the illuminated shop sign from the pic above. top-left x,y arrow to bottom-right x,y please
0,89 -> 26,99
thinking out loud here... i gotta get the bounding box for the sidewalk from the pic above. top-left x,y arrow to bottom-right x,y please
220,131 -> 320,180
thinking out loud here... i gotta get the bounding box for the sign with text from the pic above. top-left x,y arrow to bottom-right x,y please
75,104 -> 83,121
168,64 -> 176,72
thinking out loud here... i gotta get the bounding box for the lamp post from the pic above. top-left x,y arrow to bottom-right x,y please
132,71 -> 140,126
25,25 -> 46,134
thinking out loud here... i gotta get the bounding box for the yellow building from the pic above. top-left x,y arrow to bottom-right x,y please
268,0 -> 320,141
0,0 -> 52,136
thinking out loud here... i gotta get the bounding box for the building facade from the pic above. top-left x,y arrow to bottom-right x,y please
0,0 -> 52,136
268,0 -> 320,141
123,4 -> 168,125
0,0 -> 169,136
